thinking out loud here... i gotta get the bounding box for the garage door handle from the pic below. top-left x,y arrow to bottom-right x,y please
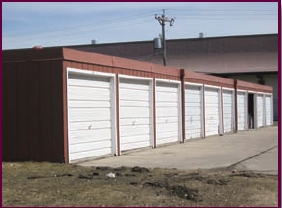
88,125 -> 92,130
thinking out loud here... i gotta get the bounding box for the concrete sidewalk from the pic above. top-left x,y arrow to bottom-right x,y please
79,126 -> 278,174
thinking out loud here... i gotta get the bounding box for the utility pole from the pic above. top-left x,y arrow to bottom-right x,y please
155,9 -> 175,66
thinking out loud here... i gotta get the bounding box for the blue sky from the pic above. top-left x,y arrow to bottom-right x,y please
2,2 -> 278,49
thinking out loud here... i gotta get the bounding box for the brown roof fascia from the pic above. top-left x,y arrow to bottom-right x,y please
62,48 -> 180,77
237,79 -> 272,93
183,69 -> 235,87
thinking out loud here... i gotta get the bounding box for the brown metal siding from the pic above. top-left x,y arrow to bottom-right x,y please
50,60 -> 65,162
3,63 -> 18,160
2,60 -> 64,162
27,61 -> 41,160
16,63 -> 29,159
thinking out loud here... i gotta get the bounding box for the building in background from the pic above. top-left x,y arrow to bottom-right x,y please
68,33 -> 278,120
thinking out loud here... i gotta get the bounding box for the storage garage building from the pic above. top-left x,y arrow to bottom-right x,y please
2,48 -> 273,163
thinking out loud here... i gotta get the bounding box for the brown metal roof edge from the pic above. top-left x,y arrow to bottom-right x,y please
183,69 -> 235,85
62,48 -> 179,77
2,47 -> 64,62
237,79 -> 273,93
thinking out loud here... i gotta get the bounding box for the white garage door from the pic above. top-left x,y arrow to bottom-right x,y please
67,73 -> 114,162
265,95 -> 272,126
204,87 -> 220,136
222,90 -> 234,133
237,92 -> 246,131
256,94 -> 264,128
119,78 -> 152,152
156,81 -> 180,146
185,85 -> 202,139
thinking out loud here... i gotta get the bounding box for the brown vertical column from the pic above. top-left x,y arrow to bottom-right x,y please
62,64 -> 69,163
180,69 -> 185,143
153,78 -> 157,148
115,74 -> 121,156
234,79 -> 238,133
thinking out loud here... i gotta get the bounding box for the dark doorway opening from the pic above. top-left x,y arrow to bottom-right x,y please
248,94 -> 254,129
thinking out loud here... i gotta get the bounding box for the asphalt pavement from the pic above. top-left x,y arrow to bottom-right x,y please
78,126 -> 278,175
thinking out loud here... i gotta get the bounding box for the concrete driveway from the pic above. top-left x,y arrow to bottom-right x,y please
79,126 -> 278,175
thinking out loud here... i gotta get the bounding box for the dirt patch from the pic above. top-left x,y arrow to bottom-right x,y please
2,162 -> 278,206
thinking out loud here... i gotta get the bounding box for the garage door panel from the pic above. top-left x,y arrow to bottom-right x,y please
223,90 -> 233,133
119,118 -> 149,126
68,73 -> 113,162
156,107 -> 178,117
120,100 -> 149,107
265,96 -> 271,125
185,107 -> 201,115
69,129 -> 111,143
68,76 -> 110,88
119,79 -> 149,89
70,139 -> 111,152
156,85 -> 178,93
205,88 -> 220,136
119,89 -> 149,101
69,108 -> 111,121
156,92 -> 179,101
68,100 -> 111,108
70,147 -> 112,161
157,122 -> 178,133
256,95 -> 264,128
157,136 -> 179,145
185,85 -> 202,140
186,119 -> 201,126
119,78 -> 151,152
237,93 -> 246,130
156,102 -> 178,107
120,125 -> 150,137
120,135 -> 151,151
157,116 -> 179,124
119,107 -> 149,118
185,101 -> 201,106
69,120 -> 111,131
156,82 -> 179,146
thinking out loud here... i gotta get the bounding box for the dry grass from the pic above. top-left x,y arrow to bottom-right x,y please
2,162 -> 278,206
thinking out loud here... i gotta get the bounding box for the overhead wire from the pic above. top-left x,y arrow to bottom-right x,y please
3,8 -> 278,45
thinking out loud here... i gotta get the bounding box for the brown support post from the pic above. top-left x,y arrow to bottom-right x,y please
180,69 -> 185,143
234,79 -> 238,133
115,74 -> 121,156
62,64 -> 69,163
